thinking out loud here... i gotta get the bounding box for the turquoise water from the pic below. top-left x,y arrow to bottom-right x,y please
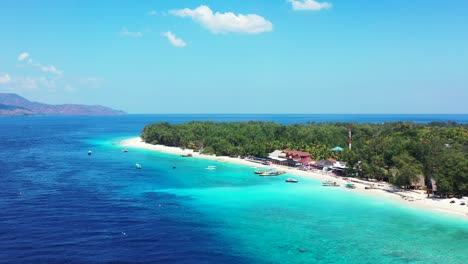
1,115 -> 467,263
104,138 -> 468,264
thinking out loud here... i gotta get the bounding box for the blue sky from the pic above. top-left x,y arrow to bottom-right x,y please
0,0 -> 467,114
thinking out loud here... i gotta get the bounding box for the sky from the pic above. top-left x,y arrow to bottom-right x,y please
0,0 -> 467,114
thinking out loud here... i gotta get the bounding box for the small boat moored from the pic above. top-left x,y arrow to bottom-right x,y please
88,150 -> 92,156
257,169 -> 286,176
123,149 -> 128,153
206,166 -> 216,170
181,153 -> 193,157
322,180 -> 340,187
345,183 -> 356,189
254,169 -> 268,174
135,163 -> 142,169
285,178 -> 299,183
259,170 -> 286,176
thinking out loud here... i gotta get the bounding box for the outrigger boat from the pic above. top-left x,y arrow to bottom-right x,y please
322,180 -> 340,187
259,170 -> 286,176
254,169 -> 269,174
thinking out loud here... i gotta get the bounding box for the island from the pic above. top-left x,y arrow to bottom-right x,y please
0,93 -> 125,116
136,121 -> 467,198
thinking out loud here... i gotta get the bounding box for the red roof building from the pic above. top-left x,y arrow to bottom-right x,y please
284,150 -> 311,161
299,157 -> 314,164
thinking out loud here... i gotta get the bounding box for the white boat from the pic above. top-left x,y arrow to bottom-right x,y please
206,166 -> 216,170
135,163 -> 142,169
285,178 -> 298,183
260,171 -> 276,176
88,150 -> 92,156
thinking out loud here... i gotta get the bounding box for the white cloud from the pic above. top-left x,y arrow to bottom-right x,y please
9,55 -> 98,93
170,5 -> 273,34
148,10 -> 157,16
120,28 -> 143,38
26,59 -> 62,75
0,73 -> 11,84
17,54 -> 63,76
288,0 -> 332,11
39,65 -> 62,75
18,52 -> 29,61
162,31 -> 187,48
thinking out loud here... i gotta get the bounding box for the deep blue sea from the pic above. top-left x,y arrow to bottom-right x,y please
1,115 -> 467,264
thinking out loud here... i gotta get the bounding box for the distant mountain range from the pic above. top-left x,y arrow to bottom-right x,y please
0,93 -> 126,116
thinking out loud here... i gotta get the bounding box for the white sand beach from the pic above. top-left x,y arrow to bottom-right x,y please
120,137 -> 468,220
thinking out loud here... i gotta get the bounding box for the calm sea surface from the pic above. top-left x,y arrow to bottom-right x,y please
1,115 -> 467,263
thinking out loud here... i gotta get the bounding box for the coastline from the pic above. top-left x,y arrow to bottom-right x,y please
120,137 -> 468,220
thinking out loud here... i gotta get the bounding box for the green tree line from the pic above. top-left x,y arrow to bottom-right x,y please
141,121 -> 468,195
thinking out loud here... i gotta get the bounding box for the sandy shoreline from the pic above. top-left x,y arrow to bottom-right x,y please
120,137 -> 468,220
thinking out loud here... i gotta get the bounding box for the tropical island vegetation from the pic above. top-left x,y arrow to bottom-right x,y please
141,121 -> 468,196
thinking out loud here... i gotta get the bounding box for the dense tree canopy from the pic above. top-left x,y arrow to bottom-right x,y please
141,121 -> 468,195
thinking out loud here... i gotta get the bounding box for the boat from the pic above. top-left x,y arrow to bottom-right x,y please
260,171 -> 277,176
88,150 -> 92,156
122,149 -> 128,153
259,170 -> 286,176
345,183 -> 356,189
322,180 -> 340,187
181,153 -> 193,157
285,178 -> 298,183
254,169 -> 268,174
135,163 -> 142,169
206,166 -> 216,170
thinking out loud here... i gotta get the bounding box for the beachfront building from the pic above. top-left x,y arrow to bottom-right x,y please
315,159 -> 335,169
284,150 -> 310,161
284,150 -> 313,167
268,150 -> 289,166
315,158 -> 347,172
268,150 -> 315,167
332,161 -> 347,171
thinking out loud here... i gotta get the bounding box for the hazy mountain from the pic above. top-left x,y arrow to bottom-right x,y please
0,93 -> 126,116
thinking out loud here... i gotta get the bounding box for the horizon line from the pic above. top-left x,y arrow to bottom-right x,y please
128,113 -> 468,115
